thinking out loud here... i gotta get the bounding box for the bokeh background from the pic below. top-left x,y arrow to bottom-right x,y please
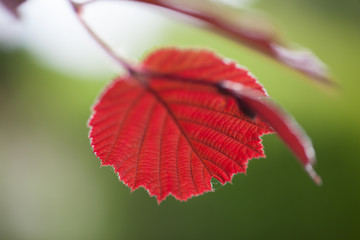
1,0 -> 359,239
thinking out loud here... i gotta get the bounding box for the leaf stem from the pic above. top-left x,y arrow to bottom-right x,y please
68,0 -> 135,74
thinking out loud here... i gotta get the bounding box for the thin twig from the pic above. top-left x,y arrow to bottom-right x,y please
68,0 -> 135,74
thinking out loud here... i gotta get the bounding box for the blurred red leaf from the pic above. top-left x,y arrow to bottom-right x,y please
88,48 -> 320,203
0,0 -> 26,18
130,0 -> 333,85
219,80 -> 322,185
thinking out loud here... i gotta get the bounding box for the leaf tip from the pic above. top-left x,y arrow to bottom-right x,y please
305,163 -> 322,186
271,43 -> 337,86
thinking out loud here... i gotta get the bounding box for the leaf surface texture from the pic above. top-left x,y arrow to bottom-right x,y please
89,48 -> 273,202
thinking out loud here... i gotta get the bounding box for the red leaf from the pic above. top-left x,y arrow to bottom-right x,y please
89,48 -> 319,203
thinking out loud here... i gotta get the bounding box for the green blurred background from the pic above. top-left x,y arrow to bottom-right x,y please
1,0 -> 359,239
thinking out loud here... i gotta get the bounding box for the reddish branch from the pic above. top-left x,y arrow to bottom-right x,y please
69,0 -> 136,74
131,0 -> 334,85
